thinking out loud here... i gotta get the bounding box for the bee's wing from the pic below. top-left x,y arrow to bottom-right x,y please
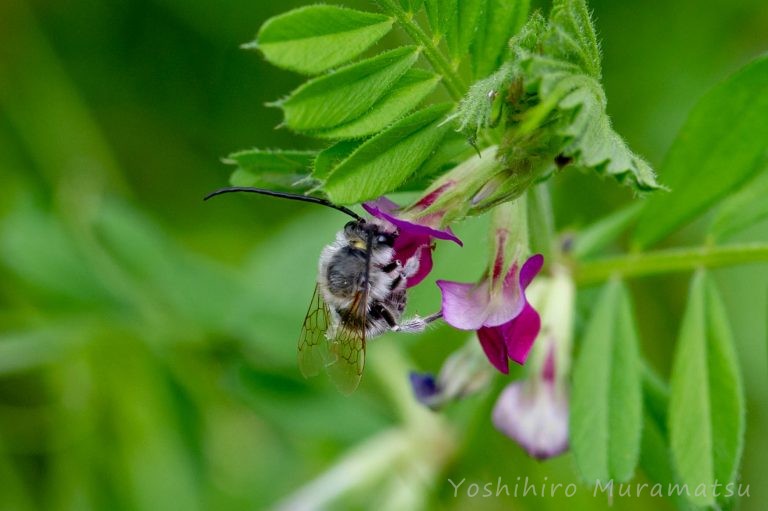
297,284 -> 331,378
324,288 -> 367,395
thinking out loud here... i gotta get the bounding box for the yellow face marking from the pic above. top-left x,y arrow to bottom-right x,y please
351,239 -> 367,250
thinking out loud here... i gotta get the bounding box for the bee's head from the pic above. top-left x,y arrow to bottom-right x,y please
344,220 -> 397,251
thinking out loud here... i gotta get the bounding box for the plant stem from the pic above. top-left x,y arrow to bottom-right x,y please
573,243 -> 768,285
527,183 -> 556,262
375,0 -> 466,101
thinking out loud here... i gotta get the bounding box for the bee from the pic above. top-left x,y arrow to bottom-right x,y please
205,187 -> 441,394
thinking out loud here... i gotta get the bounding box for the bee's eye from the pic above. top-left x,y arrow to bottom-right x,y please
376,234 -> 394,246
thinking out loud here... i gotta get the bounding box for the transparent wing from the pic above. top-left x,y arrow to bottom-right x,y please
324,289 -> 367,395
297,284 -> 331,378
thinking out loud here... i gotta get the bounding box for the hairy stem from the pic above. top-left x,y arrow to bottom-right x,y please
375,0 -> 466,101
573,243 -> 768,285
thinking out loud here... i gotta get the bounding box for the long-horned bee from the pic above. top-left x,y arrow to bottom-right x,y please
205,187 -> 441,394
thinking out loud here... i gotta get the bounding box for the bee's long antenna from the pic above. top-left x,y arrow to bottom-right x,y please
204,187 -> 363,221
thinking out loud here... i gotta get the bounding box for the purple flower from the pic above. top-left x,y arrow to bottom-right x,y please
437,250 -> 544,373
409,372 -> 440,406
363,195 -> 462,287
408,338 -> 494,409
492,344 -> 569,460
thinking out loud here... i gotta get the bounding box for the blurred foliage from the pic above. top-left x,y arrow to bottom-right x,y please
0,0 -> 766,510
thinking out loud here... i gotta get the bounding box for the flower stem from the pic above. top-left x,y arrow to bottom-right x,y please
374,0 -> 466,101
573,243 -> 768,285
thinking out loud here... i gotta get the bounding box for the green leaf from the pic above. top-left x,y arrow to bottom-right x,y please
710,163 -> 768,241
424,0 -> 457,39
546,0 -> 601,79
470,0 -> 530,79
450,61 -> 515,139
639,366 -> 701,511
0,326 -> 87,375
571,279 -> 643,483
0,434 -> 34,511
314,69 -> 441,139
0,204 -> 112,303
398,131 -> 474,190
399,0 -> 425,12
447,0 -> 485,62
668,271 -> 745,507
558,80 -> 659,191
507,1 -> 660,193
312,140 -> 361,181
633,55 -> 768,248
279,47 -> 420,132
322,104 -> 452,204
640,418 -> 701,511
524,71 -> 659,192
225,149 -> 316,190
253,5 -> 394,75
99,343 -> 202,511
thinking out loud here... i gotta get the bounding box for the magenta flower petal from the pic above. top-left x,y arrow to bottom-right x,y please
502,302 -> 541,365
363,196 -> 399,215
436,280 -> 490,330
362,197 -> 463,287
453,253 -> 544,329
477,326 -> 509,374
391,230 -> 426,263
492,380 -> 569,460
362,201 -> 462,245
388,228 -> 433,288
541,344 -> 556,383
474,303 -> 541,374
438,253 -> 544,371
517,253 -> 545,288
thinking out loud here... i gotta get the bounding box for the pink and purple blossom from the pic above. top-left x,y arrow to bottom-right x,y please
437,252 -> 544,373
492,345 -> 569,459
363,195 -> 462,287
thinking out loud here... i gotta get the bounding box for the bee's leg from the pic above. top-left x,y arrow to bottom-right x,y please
394,311 -> 443,333
389,273 -> 405,293
380,260 -> 407,293
373,302 -> 428,333
381,261 -> 399,273
377,305 -> 399,330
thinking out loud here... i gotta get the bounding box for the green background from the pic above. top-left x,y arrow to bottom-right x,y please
0,0 -> 765,509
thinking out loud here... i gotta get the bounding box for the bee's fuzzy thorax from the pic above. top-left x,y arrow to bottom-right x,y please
316,218 -> 415,338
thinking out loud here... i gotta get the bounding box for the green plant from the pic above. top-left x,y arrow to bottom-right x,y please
229,0 -> 768,508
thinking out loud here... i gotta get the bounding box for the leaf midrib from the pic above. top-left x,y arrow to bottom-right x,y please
260,20 -> 393,46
